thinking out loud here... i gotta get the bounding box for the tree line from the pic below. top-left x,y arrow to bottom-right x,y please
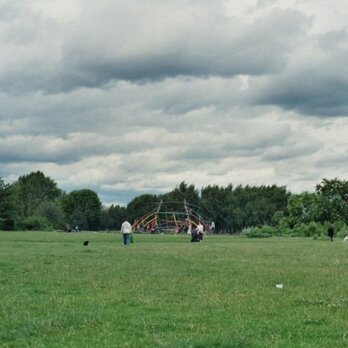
1,171 -> 348,236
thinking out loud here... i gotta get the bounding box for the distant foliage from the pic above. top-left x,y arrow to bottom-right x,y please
200,184 -> 289,233
0,218 -> 16,231
62,189 -> 102,230
2,173 -> 348,234
36,201 -> 66,229
127,194 -> 158,224
315,179 -> 348,224
17,216 -> 52,231
282,178 -> 348,232
241,221 -> 348,239
100,204 -> 127,230
0,178 -> 16,229
241,226 -> 273,238
161,182 -> 201,211
11,171 -> 63,218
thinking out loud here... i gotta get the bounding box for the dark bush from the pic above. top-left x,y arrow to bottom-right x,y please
0,218 -> 16,231
241,226 -> 273,238
17,216 -> 52,231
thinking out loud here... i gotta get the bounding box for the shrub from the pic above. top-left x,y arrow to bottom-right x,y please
36,201 -> 65,229
0,218 -> 16,231
17,216 -> 53,231
241,222 -> 348,239
306,222 -> 321,237
241,226 -> 273,238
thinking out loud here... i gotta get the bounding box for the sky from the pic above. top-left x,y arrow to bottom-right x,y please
1,0 -> 348,205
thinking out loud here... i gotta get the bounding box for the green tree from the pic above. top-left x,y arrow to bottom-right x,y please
127,194 -> 158,224
11,171 -> 63,217
316,178 -> 348,200
286,192 -> 319,227
62,189 -> 102,230
201,184 -> 233,232
108,204 -> 127,229
224,185 -> 289,232
242,185 -> 289,228
36,200 -> 66,229
0,177 -> 16,230
315,178 -> 348,223
100,205 -> 127,230
162,182 -> 200,207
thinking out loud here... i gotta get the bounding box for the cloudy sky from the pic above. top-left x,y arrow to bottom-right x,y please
1,0 -> 348,205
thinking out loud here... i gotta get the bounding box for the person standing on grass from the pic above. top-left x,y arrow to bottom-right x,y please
187,222 -> 192,235
197,221 -> 204,241
328,226 -> 334,242
121,218 -> 132,246
211,220 -> 216,234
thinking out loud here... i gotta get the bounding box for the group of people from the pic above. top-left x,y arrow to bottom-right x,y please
189,221 -> 205,242
120,218 -> 209,245
122,220 -> 348,246
64,224 -> 79,232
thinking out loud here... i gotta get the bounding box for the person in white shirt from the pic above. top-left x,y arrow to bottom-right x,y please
187,222 -> 192,235
121,218 -> 132,246
196,221 -> 204,241
210,221 -> 215,233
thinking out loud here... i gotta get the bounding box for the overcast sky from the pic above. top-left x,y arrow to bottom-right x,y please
1,0 -> 348,205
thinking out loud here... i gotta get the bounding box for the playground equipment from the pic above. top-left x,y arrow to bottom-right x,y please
132,200 -> 212,234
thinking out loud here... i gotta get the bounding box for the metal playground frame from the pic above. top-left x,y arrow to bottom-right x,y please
132,200 -> 213,234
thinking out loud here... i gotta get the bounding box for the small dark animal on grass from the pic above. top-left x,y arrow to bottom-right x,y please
83,241 -> 89,246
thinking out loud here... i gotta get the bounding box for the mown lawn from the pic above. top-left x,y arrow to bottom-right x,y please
0,232 -> 347,347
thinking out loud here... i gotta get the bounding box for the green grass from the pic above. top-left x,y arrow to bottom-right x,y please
0,232 -> 348,347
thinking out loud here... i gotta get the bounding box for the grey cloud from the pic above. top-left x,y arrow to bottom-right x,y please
60,7 -> 308,90
165,120 -> 293,164
0,2 -> 310,93
174,139 -> 264,163
0,133 -> 130,164
262,143 -> 319,161
0,78 -> 245,140
0,1 -> 64,94
250,29 -> 348,116
0,1 -> 22,21
0,135 -> 89,164
0,126 -> 188,166
252,71 -> 348,116
315,151 -> 348,169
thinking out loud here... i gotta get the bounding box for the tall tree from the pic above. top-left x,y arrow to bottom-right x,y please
36,200 -> 66,229
209,184 -> 289,232
61,189 -> 102,230
108,204 -> 127,229
286,192 -> 319,227
0,177 -> 16,230
127,194 -> 158,224
201,184 -> 233,232
161,182 -> 200,214
315,178 -> 348,223
100,205 -> 127,230
316,178 -> 348,200
11,171 -> 63,217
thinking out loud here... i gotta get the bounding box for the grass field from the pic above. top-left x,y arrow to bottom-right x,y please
0,232 -> 347,347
